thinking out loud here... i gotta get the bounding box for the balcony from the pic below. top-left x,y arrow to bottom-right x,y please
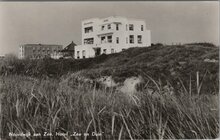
100,40 -> 112,44
97,29 -> 114,36
93,43 -> 114,50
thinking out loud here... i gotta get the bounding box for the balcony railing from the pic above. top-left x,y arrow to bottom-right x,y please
97,29 -> 114,36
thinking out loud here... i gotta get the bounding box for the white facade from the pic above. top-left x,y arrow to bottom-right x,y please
75,16 -> 151,59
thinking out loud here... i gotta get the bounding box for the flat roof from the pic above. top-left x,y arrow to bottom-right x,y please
82,16 -> 146,23
22,44 -> 63,47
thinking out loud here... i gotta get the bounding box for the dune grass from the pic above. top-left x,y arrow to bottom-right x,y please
0,44 -> 218,139
0,74 -> 218,139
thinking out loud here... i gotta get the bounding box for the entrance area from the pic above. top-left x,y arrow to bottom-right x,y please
93,47 -> 101,56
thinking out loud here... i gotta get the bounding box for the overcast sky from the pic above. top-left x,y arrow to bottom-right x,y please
0,1 -> 219,55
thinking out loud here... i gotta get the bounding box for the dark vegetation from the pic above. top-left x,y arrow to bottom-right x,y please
1,43 -> 218,94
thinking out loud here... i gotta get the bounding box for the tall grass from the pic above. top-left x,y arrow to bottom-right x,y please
0,74 -> 218,139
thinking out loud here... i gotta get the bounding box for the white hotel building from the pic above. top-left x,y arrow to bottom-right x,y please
75,16 -> 151,59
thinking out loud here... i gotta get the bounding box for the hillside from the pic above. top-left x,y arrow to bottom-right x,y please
75,44 -> 219,94
0,43 -> 219,94
0,43 -> 219,139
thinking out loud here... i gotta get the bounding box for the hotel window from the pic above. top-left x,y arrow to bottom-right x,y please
84,26 -> 93,33
103,49 -> 107,54
108,24 -> 111,29
116,37 -> 119,44
84,38 -> 94,44
111,49 -> 114,53
141,25 -> 144,31
107,35 -> 112,43
77,51 -> 80,59
101,36 -> 106,43
101,25 -> 105,30
116,24 -> 119,30
126,24 -> 128,31
138,35 -> 142,44
82,50 -> 86,58
126,37 -> 128,44
129,35 -> 134,44
129,24 -> 134,31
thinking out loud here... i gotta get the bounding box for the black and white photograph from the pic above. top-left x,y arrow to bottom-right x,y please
0,1 -> 219,139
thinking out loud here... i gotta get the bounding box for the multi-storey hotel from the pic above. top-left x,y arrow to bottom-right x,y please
75,16 -> 151,59
19,44 -> 63,59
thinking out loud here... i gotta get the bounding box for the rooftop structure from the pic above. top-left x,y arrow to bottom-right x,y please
0,55 -> 5,60
61,41 -> 77,58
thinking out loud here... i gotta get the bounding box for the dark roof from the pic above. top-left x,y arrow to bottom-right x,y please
61,41 -> 77,52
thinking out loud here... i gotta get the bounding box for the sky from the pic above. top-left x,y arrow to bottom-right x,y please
0,1 -> 219,55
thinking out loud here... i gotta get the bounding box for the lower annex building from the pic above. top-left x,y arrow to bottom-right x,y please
19,44 -> 63,59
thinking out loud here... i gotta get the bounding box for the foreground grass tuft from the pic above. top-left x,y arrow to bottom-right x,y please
0,75 -> 219,139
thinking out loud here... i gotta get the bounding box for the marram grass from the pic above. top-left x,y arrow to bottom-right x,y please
0,75 -> 219,140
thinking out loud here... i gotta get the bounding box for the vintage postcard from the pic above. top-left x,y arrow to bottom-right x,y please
0,1 -> 219,139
